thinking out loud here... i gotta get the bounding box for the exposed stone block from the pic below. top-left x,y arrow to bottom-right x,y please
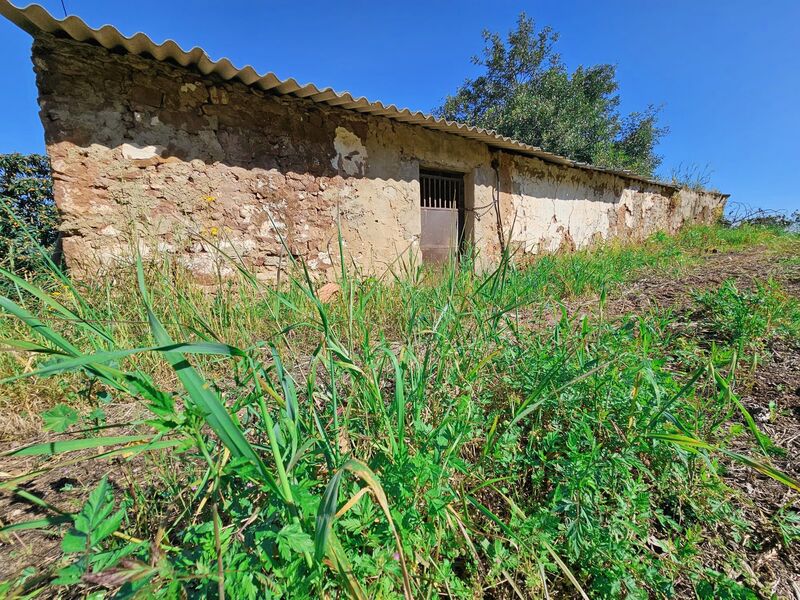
129,85 -> 164,108
121,144 -> 164,160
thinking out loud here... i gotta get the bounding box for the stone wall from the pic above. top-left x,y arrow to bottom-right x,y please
31,34 -> 726,281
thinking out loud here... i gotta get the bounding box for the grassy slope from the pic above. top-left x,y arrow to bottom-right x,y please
0,224 -> 798,598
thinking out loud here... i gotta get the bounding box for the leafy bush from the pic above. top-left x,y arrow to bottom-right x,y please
0,153 -> 58,273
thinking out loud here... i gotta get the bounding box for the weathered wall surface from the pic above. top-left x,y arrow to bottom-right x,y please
32,34 -> 725,281
33,34 -> 508,280
503,155 -> 726,254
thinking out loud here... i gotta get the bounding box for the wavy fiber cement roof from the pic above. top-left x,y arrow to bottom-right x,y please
1,0 -> 690,191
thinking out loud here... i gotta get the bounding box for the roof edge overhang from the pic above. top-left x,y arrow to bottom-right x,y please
0,0 -> 729,197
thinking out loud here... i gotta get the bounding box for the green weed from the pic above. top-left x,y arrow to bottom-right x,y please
694,279 -> 800,347
0,223 -> 798,598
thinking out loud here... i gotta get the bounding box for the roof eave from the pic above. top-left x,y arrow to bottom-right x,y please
0,0 -> 727,196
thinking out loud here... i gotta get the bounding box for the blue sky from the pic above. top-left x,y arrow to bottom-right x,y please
1,0 -> 798,212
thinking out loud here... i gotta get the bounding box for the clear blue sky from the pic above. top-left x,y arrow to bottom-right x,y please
1,0 -> 798,212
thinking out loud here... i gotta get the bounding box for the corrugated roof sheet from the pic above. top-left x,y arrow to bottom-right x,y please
1,1 -> 701,192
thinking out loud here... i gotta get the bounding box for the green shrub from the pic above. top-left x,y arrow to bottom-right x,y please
0,153 -> 58,273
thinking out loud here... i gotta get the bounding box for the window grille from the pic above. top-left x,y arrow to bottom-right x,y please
420,170 -> 464,210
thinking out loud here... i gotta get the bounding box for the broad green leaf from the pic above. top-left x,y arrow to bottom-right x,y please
62,529 -> 88,554
276,523 -> 314,561
74,477 -> 114,535
42,403 -> 79,433
52,562 -> 85,586
315,469 -> 344,562
93,507 -> 126,544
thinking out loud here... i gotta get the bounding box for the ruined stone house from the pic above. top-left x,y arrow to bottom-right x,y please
1,2 -> 728,282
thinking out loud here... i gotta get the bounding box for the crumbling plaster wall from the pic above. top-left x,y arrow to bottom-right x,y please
503,154 -> 726,254
32,34 -> 724,281
334,118 -> 500,273
33,34 -> 506,280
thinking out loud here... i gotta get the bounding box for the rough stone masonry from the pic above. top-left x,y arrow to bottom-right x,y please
27,28 -> 726,282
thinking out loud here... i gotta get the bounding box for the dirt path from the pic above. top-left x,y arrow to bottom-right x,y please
728,336 -> 800,599
566,246 -> 800,319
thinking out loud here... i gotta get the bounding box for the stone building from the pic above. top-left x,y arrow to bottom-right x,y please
1,2 -> 727,281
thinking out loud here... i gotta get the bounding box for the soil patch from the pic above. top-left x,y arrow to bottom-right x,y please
722,337 -> 800,598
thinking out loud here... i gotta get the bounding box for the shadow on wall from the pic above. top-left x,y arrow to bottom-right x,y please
33,33 -> 723,282
34,34 -> 430,281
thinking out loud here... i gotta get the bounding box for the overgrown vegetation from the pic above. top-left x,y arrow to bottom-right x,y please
436,13 -> 667,177
669,162 -> 714,191
0,153 -> 58,274
0,224 -> 798,598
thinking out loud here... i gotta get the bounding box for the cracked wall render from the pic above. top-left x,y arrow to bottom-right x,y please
503,154 -> 725,254
31,34 -> 725,281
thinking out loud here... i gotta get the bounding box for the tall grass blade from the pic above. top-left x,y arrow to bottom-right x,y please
134,258 -> 278,493
315,458 -> 413,599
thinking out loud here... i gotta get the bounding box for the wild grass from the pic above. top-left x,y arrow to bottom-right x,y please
0,223 -> 791,429
0,223 -> 798,598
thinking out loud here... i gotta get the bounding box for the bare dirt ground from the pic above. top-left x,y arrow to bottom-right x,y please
0,402 -> 149,588
1,245 -> 799,596
575,246 -> 799,318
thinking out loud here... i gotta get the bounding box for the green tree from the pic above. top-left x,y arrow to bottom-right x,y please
0,152 -> 58,272
437,13 -> 667,177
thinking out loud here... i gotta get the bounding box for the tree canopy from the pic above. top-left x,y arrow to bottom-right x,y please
436,14 -> 667,177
